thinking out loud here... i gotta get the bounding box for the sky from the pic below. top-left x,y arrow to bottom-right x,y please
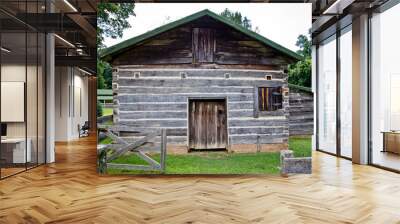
103,3 -> 311,52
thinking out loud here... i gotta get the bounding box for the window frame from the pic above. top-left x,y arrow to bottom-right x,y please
253,84 -> 285,118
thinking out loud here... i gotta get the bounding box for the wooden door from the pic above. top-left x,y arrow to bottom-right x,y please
189,100 -> 227,149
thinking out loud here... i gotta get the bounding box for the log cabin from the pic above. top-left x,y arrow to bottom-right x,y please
101,9 -> 301,153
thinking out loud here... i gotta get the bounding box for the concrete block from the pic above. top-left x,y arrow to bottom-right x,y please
280,150 -> 312,175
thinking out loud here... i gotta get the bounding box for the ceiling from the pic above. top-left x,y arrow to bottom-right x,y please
310,0 -> 390,42
0,0 -> 97,74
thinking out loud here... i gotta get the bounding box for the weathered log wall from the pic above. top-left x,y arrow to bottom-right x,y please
113,68 -> 290,149
288,87 -> 314,136
108,15 -> 301,151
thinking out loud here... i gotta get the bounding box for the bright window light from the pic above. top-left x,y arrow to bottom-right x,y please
54,34 -> 75,48
78,68 -> 92,76
323,0 -> 355,15
1,47 -> 11,53
63,0 -> 78,12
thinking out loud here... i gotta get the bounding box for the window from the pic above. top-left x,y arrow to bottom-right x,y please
317,35 -> 337,155
340,26 -> 352,158
258,87 -> 283,111
370,4 -> 400,171
0,5 -> 46,179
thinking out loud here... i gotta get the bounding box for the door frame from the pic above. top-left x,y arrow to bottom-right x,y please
187,97 -> 229,150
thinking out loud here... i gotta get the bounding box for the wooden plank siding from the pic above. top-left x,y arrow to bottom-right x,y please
111,19 -> 291,68
112,27 -> 193,66
113,69 -> 290,148
192,28 -> 216,63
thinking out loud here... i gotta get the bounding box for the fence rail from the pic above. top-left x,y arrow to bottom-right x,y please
98,128 -> 167,174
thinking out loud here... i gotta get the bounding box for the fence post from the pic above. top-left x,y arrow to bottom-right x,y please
160,129 -> 167,172
98,146 -> 108,174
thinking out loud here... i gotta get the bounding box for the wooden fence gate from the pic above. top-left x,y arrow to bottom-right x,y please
98,128 -> 167,174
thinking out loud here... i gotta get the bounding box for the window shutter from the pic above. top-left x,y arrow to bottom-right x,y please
192,28 -> 215,63
258,87 -> 267,111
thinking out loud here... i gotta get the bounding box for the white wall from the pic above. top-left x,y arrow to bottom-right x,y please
55,66 -> 69,141
0,65 -> 41,137
1,63 -> 46,165
1,65 -> 26,139
71,72 -> 89,138
54,67 -> 89,141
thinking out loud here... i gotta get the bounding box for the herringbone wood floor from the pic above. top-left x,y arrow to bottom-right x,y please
1,136 -> 400,224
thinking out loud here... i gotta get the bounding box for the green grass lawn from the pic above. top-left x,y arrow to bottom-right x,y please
289,136 -> 312,157
102,108 -> 113,116
105,136 -> 312,175
99,136 -> 113,145
108,152 -> 281,174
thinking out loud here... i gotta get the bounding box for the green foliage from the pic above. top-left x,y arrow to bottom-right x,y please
97,60 -> 112,89
97,72 -> 105,89
288,57 -> 312,88
295,34 -> 311,57
97,60 -> 105,89
97,3 -> 135,48
220,8 -> 258,32
103,63 -> 113,88
97,101 -> 103,117
97,3 -> 132,89
288,34 -> 312,87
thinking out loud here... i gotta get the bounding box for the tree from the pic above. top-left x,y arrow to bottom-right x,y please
288,58 -> 311,87
97,3 -> 135,89
97,60 -> 106,89
295,34 -> 311,58
97,3 -> 135,49
288,34 -> 312,87
103,63 -> 113,88
97,59 -> 113,89
97,101 -> 103,117
97,74 -> 106,89
220,8 -> 258,32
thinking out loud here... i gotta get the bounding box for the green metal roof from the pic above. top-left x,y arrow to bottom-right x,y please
97,89 -> 112,96
101,9 -> 302,62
